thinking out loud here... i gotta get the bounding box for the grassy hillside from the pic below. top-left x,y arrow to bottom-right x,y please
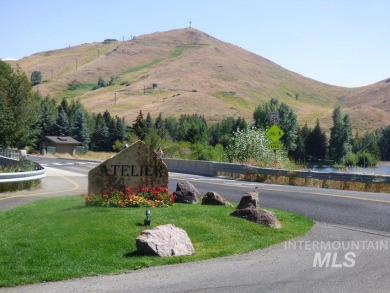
12,28 -> 390,132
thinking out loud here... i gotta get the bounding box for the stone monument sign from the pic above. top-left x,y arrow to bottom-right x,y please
88,140 -> 168,195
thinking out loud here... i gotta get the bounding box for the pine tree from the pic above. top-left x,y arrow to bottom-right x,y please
30,71 -> 42,86
146,112 -> 154,129
56,107 -> 70,136
73,108 -> 90,151
91,114 -> 110,151
305,119 -> 327,160
132,110 -> 148,140
329,105 -> 351,163
164,116 -> 178,141
37,97 -> 57,137
378,126 -> 390,160
114,116 -> 126,142
154,112 -> 167,138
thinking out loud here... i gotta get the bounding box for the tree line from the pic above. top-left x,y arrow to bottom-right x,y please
1,60 -> 389,166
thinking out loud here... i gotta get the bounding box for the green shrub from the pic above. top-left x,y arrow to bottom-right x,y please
356,152 -> 378,167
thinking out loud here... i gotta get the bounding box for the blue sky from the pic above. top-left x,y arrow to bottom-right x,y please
2,0 -> 389,87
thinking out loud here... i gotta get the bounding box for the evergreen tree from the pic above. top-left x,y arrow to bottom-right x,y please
377,126 -> 390,160
30,71 -> 42,86
73,108 -> 90,151
177,114 -> 208,143
37,96 -> 57,137
146,112 -> 154,129
56,107 -> 70,136
102,109 -> 116,147
154,112 -> 167,138
209,117 -> 235,146
58,98 -> 70,116
113,116 -> 126,142
91,114 -> 110,151
329,105 -> 352,163
67,99 -> 84,134
233,117 -> 248,131
305,119 -> 327,160
164,116 -> 178,141
291,125 -> 307,162
132,110 -> 148,140
209,116 -> 247,148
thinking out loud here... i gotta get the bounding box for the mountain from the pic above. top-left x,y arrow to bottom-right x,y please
12,28 -> 390,132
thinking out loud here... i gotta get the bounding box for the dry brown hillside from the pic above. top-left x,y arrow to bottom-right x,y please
13,28 -> 390,132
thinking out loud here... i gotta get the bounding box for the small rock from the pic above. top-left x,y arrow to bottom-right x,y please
202,191 -> 233,207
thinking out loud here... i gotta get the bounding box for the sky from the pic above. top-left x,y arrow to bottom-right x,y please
1,0 -> 389,87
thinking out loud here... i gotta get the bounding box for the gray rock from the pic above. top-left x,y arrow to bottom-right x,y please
201,191 -> 233,207
136,224 -> 195,256
173,181 -> 201,204
231,207 -> 282,228
236,191 -> 259,209
232,191 -> 281,228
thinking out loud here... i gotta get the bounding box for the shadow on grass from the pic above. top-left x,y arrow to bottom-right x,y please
123,251 -> 140,258
123,251 -> 160,258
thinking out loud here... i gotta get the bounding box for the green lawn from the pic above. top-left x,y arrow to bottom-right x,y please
0,196 -> 313,287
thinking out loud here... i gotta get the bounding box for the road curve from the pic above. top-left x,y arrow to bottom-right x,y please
1,158 -> 389,292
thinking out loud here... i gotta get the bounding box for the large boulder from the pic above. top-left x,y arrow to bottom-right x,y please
136,224 -> 195,256
202,191 -> 233,207
173,181 -> 201,204
231,207 -> 281,228
232,191 -> 281,229
236,191 -> 259,209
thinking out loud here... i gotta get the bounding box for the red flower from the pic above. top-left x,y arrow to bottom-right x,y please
139,185 -> 148,193
125,186 -> 135,195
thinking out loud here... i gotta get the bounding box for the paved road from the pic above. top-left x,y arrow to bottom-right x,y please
1,157 -> 389,292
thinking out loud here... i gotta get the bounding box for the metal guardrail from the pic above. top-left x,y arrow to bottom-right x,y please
0,169 -> 46,183
0,149 -> 46,183
163,159 -> 390,185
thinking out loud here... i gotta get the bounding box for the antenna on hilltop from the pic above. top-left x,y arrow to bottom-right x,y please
189,21 -> 192,28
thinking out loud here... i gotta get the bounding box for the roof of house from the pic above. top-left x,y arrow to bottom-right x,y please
42,136 -> 81,145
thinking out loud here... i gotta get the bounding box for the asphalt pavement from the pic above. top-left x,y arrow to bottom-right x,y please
1,161 -> 389,292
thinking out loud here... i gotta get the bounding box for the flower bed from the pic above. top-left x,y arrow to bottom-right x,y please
84,185 -> 175,208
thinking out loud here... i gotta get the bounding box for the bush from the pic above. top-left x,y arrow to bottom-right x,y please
31,71 -> 42,86
68,80 -> 82,90
344,153 -> 358,166
356,152 -> 378,167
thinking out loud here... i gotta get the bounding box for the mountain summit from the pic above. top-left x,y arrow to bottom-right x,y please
15,28 -> 390,131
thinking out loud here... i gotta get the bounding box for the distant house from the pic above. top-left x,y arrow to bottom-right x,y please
38,136 -> 81,155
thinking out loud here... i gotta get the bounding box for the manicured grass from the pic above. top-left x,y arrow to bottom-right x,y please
0,196 -> 313,287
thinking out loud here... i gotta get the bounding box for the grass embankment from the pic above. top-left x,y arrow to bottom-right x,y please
0,196 -> 313,287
